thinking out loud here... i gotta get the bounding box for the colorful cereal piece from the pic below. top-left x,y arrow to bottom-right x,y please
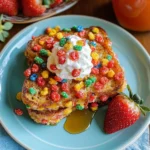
85,79 -> 93,87
63,108 -> 72,115
88,32 -> 95,40
55,26 -> 61,32
30,74 -> 38,81
29,88 -> 36,95
37,77 -> 46,86
40,87 -> 48,96
40,49 -> 48,56
50,92 -> 60,102
32,44 -> 42,52
78,30 -> 86,37
41,70 -> 49,78
57,49 -> 66,56
51,85 -> 59,91
58,56 -> 66,64
41,119 -> 48,124
77,25 -> 84,32
49,78 -> 57,85
73,45 -> 82,51
75,91 -> 84,98
101,59 -> 109,66
31,64 -> 39,73
99,77 -> 109,85
94,82 -> 104,90
62,28 -> 71,32
69,51 -> 79,61
46,27 -> 51,34
91,52 -> 99,60
92,27 -> 100,34
90,102 -> 98,111
92,59 -> 99,66
91,68 -> 99,75
74,81 -> 84,91
72,69 -> 81,77
65,101 -> 73,108
56,32 -> 63,40
50,64 -> 57,70
89,76 -> 96,83
107,69 -> 115,78
99,66 -> 109,75
61,92 -> 69,98
114,72 -> 123,81
15,108 -> 23,116
61,79 -> 67,83
64,42 -> 73,51
61,83 -> 69,92
41,63 -> 47,69
26,104 -> 30,109
89,93 -> 96,102
39,40 -> 45,46
34,57 -> 44,64
24,68 -> 31,77
90,41 -> 97,47
106,55 -> 112,60
54,76 -> 62,82
16,92 -> 22,101
59,38 -> 67,47
95,35 -> 103,43
107,60 -> 114,68
94,63 -> 101,68
76,104 -> 84,110
100,95 -> 108,102
49,29 -> 57,36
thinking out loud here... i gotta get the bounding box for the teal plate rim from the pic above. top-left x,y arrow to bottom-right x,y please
0,15 -> 150,150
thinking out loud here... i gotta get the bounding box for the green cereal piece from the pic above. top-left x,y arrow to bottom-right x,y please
62,28 -> 71,32
89,77 -> 96,83
72,25 -> 78,31
29,87 -> 36,95
34,56 -> 44,64
85,79 -> 93,87
40,49 -> 48,56
59,37 -> 67,47
61,92 -> 69,98
76,104 -> 84,110
73,45 -> 82,51
26,104 -> 30,109
106,55 -> 112,61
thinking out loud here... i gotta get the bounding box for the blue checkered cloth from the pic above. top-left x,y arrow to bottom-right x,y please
0,125 -> 149,150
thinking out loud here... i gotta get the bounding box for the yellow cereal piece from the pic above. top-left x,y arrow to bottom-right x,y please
65,101 -> 73,108
64,108 -> 72,115
39,40 -> 45,46
56,32 -> 63,40
92,27 -> 100,34
16,92 -> 22,101
74,82 -> 84,91
88,32 -> 95,40
41,70 -> 49,79
102,59 -> 109,66
48,103 -> 59,110
91,52 -> 99,60
64,42 -> 73,51
91,106 -> 98,111
75,78 -> 83,81
49,29 -> 57,36
55,26 -> 61,32
49,78 -> 57,85
38,107 -> 45,111
40,90 -> 48,96
47,51 -> 51,56
76,40 -> 84,46
107,69 -> 115,78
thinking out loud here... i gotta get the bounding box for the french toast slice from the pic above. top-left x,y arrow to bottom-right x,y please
22,26 -> 126,124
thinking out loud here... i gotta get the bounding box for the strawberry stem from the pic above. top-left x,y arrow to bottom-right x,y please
127,84 -> 133,98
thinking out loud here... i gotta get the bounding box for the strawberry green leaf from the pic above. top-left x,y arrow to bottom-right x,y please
3,22 -> 13,30
0,14 -> 3,23
140,106 -> 150,112
0,33 -> 5,42
2,30 -> 9,38
140,107 -> 146,116
127,84 -> 133,98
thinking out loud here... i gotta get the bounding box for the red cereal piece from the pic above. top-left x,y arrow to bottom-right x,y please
94,82 -> 104,90
99,66 -> 109,75
50,64 -> 58,70
46,37 -> 54,44
32,44 -> 41,52
72,69 -> 81,77
46,43 -> 53,49
58,56 -> 66,64
57,49 -> 66,57
89,93 -> 96,102
91,46 -> 96,52
54,76 -> 62,82
114,72 -> 123,81
69,51 -> 79,61
107,60 -> 115,68
96,35 -> 103,43
91,68 -> 99,75
50,92 -> 60,102
99,77 -> 109,85
78,30 -> 86,37
61,83 -> 69,92
37,77 -> 46,86
51,85 -> 59,91
92,59 -> 99,66
41,119 -> 48,124
14,108 -> 23,116
24,68 -> 31,77
75,91 -> 84,98
91,102 -> 98,107
100,95 -> 108,102
31,64 -> 39,73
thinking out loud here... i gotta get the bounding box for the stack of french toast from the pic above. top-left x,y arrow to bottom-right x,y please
21,25 -> 126,125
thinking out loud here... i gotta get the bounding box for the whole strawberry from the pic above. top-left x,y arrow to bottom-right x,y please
104,85 -> 150,134
22,0 -> 46,17
0,0 -> 18,16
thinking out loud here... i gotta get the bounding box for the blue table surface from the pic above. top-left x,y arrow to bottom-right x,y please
0,125 -> 149,150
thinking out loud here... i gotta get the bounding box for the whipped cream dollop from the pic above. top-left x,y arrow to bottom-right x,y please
47,35 -> 93,79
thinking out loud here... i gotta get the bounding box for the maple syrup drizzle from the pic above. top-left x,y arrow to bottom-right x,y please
64,109 -> 95,134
